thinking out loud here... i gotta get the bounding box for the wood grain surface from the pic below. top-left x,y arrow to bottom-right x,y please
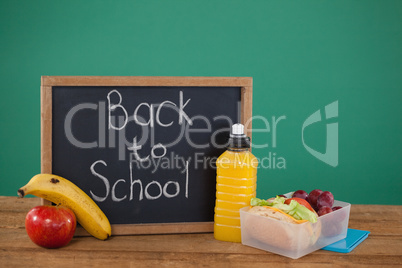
0,196 -> 401,267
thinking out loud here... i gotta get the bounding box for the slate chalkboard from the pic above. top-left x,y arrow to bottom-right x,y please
41,76 -> 253,235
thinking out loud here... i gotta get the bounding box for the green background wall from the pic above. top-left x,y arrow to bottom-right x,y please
1,0 -> 401,204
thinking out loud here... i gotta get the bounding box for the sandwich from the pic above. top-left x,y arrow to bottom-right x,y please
242,196 -> 321,251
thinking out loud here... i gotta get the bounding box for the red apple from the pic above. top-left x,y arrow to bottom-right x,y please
25,205 -> 76,248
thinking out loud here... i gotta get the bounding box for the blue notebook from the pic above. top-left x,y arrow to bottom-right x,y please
322,228 -> 370,253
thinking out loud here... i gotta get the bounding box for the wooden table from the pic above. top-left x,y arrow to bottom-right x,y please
0,196 -> 401,267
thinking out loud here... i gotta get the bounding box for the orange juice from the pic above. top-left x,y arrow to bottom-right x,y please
214,124 -> 258,242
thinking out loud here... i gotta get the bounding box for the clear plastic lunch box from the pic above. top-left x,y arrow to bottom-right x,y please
240,197 -> 351,259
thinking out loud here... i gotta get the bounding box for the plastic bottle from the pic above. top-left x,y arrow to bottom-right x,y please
214,123 -> 258,242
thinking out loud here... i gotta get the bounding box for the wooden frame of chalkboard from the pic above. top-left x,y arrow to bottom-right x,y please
41,76 -> 253,235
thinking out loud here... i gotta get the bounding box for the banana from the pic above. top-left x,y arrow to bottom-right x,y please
18,174 -> 111,240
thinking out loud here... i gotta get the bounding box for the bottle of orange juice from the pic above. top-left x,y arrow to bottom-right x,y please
214,123 -> 258,242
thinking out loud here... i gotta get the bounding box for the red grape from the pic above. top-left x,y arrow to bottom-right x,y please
292,190 -> 308,200
317,191 -> 334,209
317,206 -> 332,216
332,206 -> 342,211
307,189 -> 323,210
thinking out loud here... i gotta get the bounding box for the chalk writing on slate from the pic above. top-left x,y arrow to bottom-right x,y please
42,76 -> 252,234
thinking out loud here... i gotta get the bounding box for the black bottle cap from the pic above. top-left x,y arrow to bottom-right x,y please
228,123 -> 250,149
